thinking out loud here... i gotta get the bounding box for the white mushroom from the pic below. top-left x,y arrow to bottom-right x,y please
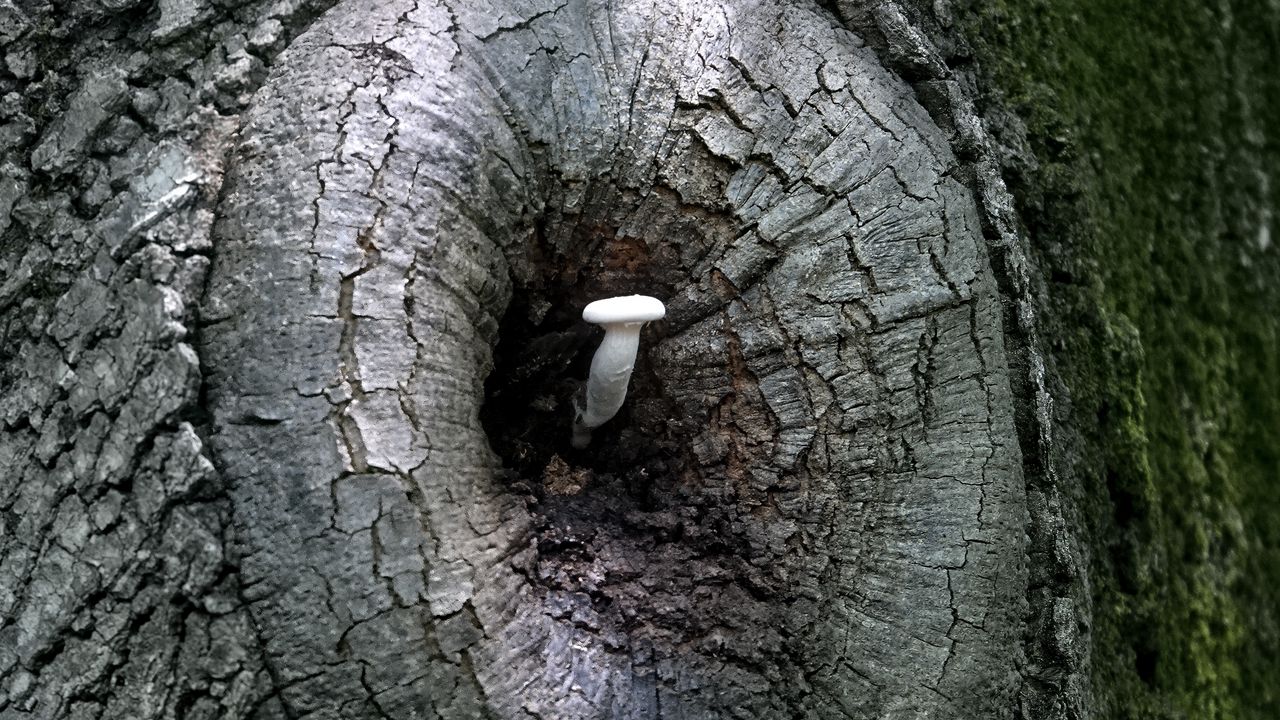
571,295 -> 666,448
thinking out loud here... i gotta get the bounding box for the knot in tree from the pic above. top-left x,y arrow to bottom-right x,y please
199,0 -> 1028,716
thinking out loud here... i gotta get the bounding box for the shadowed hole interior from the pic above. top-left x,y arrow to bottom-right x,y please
478,205 -> 786,646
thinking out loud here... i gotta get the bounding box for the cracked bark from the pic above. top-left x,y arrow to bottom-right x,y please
198,0 -> 1027,716
1,0 -> 1109,718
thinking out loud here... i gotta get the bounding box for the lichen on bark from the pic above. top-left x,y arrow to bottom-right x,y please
954,0 -> 1280,717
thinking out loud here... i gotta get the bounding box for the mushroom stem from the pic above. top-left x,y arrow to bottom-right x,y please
573,323 -> 641,446
571,295 -> 665,448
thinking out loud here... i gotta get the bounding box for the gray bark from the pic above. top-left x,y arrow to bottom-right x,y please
1,0 -> 1069,718
0,1 -> 338,717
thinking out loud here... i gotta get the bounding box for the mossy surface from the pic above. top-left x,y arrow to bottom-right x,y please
956,0 -> 1279,717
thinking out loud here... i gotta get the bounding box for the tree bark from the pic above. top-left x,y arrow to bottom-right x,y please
200,0 -> 1029,716
1,0 -> 1276,718
0,0 -> 339,717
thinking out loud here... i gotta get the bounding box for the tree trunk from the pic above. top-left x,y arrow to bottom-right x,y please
0,1 -> 1275,720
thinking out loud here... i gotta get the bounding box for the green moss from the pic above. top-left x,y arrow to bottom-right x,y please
957,0 -> 1280,717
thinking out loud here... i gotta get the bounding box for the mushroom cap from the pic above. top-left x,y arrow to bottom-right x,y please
582,295 -> 666,325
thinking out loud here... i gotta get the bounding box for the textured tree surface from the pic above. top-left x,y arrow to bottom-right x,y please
203,0 -> 1032,716
954,0 -> 1280,717
0,0 -> 344,716
0,0 -> 1275,719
